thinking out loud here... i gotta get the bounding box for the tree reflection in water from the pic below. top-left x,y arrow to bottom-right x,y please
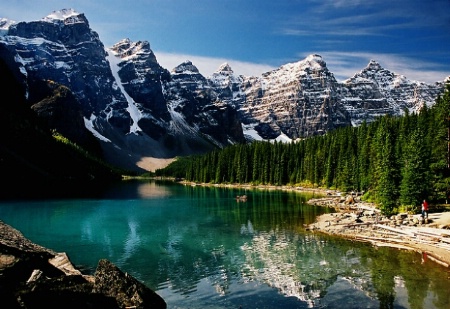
1,181 -> 449,308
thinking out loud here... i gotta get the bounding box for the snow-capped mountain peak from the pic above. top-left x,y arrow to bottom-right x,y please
42,9 -> 81,22
172,60 -> 201,75
209,62 -> 242,93
0,18 -> 16,31
345,59 -> 396,86
304,54 -> 326,67
216,62 -> 233,73
277,54 -> 327,74
110,38 -> 133,50
109,38 -> 155,61
366,59 -> 383,70
0,9 -> 446,172
262,54 -> 332,87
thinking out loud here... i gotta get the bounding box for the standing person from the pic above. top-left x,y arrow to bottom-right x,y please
421,199 -> 429,219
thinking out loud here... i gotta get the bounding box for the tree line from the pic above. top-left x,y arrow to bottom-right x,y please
156,84 -> 450,215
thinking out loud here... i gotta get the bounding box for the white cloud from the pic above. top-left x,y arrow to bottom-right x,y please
154,51 -> 276,77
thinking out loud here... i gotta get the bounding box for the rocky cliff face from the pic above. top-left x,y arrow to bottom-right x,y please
0,9 -> 447,172
163,60 -> 245,148
108,38 -> 171,138
0,9 -> 245,172
6,10 -> 126,120
212,54 -> 352,139
340,60 -> 444,126
209,54 -> 446,140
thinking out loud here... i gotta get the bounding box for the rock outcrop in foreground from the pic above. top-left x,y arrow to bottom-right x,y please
0,220 -> 166,309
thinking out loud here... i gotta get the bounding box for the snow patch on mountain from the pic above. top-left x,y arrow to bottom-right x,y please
171,60 -> 204,77
1,9 -> 447,172
243,123 -> 293,143
168,102 -> 200,136
43,8 -> 82,23
106,49 -> 142,134
84,115 -> 111,143
0,18 -> 15,34
209,62 -> 244,102
110,38 -> 149,62
275,133 -> 293,143
242,124 -> 263,141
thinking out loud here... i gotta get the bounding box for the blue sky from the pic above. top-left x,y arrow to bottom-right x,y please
1,0 -> 449,83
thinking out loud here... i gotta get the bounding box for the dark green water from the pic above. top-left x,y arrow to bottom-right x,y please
0,180 -> 449,308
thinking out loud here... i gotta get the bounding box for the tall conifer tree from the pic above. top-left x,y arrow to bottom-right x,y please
399,128 -> 429,207
376,118 -> 399,215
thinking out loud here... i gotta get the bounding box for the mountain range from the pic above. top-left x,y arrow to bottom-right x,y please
0,9 -> 448,173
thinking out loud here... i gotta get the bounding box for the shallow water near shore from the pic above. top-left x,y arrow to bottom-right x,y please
0,180 -> 449,308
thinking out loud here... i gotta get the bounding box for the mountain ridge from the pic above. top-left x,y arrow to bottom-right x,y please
0,9 -> 447,172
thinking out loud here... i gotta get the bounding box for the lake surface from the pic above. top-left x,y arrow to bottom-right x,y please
1,180 -> 449,308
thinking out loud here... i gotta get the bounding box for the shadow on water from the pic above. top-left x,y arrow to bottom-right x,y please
0,178 -> 179,201
0,179 -> 117,200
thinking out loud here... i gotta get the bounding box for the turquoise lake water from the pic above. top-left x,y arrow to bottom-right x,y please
0,180 -> 449,308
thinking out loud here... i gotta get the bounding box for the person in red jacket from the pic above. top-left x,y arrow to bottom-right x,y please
421,199 -> 429,219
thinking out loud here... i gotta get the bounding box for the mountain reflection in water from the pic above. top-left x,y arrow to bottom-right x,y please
0,180 -> 449,308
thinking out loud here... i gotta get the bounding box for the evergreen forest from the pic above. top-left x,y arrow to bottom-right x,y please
156,84 -> 450,215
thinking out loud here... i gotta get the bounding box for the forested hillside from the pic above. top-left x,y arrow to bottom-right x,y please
0,57 -> 125,198
157,84 -> 450,215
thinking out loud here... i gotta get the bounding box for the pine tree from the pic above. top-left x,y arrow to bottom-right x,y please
399,128 -> 429,208
159,83 -> 450,211
376,117 -> 399,215
357,121 -> 371,191
251,142 -> 261,183
427,84 -> 450,202
325,137 -> 337,188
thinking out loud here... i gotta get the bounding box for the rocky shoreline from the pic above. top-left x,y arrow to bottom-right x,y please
181,181 -> 450,267
307,195 -> 450,268
0,220 -> 166,309
4,181 -> 449,307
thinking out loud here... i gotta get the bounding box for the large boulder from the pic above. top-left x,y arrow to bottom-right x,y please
93,259 -> 167,309
0,220 -> 166,308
